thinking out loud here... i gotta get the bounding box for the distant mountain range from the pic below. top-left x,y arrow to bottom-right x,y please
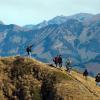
23,13 -> 94,30
0,13 -> 100,74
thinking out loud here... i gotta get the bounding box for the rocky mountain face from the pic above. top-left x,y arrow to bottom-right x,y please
0,56 -> 100,100
0,13 -> 100,74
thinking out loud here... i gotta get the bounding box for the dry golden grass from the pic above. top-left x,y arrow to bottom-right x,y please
0,56 -> 100,100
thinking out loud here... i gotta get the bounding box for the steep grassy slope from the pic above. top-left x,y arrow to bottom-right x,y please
0,56 -> 100,100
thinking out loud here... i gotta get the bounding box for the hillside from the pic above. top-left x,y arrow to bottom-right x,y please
0,56 -> 100,100
0,13 -> 100,75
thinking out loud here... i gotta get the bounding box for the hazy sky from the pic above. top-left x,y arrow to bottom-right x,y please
0,0 -> 100,26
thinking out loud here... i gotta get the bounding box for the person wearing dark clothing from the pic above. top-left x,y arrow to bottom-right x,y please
95,73 -> 100,86
26,45 -> 33,58
58,55 -> 62,68
53,56 -> 58,67
83,69 -> 88,80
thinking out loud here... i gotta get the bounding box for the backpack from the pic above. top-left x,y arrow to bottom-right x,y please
58,57 -> 62,63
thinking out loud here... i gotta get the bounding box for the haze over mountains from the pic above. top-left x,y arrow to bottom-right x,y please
0,13 -> 100,75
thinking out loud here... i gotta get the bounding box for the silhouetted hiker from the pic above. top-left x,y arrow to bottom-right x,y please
66,58 -> 72,73
83,69 -> 88,80
58,55 -> 62,68
95,73 -> 100,86
53,56 -> 58,67
26,45 -> 33,58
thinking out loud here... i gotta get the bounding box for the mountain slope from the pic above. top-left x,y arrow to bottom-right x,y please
71,71 -> 100,97
0,13 -> 100,74
0,56 -> 100,100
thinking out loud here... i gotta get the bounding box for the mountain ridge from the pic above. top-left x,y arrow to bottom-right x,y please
0,56 -> 100,100
23,13 -> 95,30
0,13 -> 100,75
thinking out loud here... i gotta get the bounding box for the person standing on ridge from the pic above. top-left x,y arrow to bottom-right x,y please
83,69 -> 88,80
58,55 -> 62,68
95,73 -> 100,86
66,58 -> 72,73
26,45 -> 33,58
53,55 -> 58,67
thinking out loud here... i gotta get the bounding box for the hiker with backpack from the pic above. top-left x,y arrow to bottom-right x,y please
58,55 -> 63,68
53,55 -> 59,67
65,58 -> 72,73
83,69 -> 88,80
95,73 -> 100,86
26,44 -> 33,58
